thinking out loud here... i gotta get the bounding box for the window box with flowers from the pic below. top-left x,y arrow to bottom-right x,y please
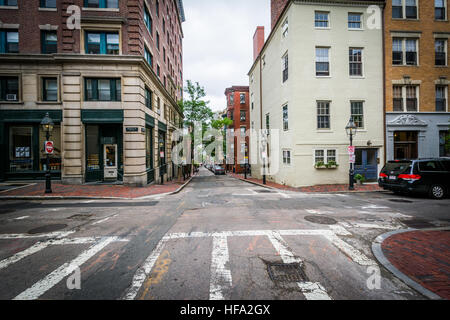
314,150 -> 339,169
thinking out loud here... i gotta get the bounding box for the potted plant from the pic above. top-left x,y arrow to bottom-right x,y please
354,174 -> 365,185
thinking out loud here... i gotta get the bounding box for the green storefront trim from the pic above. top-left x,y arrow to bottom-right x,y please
158,121 -> 167,132
0,110 -> 63,123
81,110 -> 124,124
146,114 -> 155,128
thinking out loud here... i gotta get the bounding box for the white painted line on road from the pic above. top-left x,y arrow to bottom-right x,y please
0,231 -> 75,240
362,205 -> 390,210
297,282 -> 331,300
92,214 -> 118,225
14,237 -> 118,300
14,216 -> 29,220
209,235 -> 232,300
266,231 -> 302,264
306,209 -> 322,215
325,234 -> 377,266
122,237 -> 168,300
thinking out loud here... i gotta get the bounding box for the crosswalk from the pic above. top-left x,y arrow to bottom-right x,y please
0,224 -> 412,300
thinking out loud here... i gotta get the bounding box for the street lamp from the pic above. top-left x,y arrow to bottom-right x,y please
41,113 -> 54,194
346,117 -> 357,191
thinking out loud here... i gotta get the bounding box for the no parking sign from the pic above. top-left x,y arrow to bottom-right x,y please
45,141 -> 54,155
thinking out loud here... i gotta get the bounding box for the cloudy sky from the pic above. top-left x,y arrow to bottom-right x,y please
182,0 -> 271,112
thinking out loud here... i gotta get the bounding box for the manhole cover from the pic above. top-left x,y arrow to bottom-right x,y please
304,216 -> 337,225
255,190 -> 275,193
28,224 -> 68,234
267,263 -> 307,283
400,219 -> 435,229
389,199 -> 414,203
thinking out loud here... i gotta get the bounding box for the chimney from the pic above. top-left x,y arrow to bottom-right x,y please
271,0 -> 289,30
253,26 -> 265,61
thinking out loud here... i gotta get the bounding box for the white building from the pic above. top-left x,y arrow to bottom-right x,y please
249,0 -> 385,187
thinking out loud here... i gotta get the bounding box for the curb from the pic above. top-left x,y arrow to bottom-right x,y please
0,175 -> 195,201
372,229 -> 444,300
229,175 -> 387,194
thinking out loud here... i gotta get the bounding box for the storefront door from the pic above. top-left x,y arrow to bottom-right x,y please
394,131 -> 418,160
103,144 -> 118,181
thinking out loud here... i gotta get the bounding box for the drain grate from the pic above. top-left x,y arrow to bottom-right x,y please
304,216 -> 337,225
267,262 -> 307,283
28,224 -> 68,234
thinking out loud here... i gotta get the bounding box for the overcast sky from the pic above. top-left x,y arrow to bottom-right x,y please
182,0 -> 271,112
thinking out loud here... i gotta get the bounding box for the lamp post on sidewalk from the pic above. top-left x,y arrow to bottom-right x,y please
346,117 -> 357,191
40,113 -> 54,194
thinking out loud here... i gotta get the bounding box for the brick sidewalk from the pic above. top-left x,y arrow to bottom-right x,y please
227,172 -> 383,193
382,230 -> 450,300
0,177 -> 190,199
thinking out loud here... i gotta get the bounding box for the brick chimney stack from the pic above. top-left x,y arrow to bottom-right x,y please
271,0 -> 289,30
253,26 -> 265,61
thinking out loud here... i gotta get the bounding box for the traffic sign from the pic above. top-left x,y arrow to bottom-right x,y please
45,141 -> 54,154
347,146 -> 355,155
349,154 -> 356,164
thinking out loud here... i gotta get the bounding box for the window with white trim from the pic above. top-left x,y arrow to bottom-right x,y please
351,101 -> 364,128
282,18 -> 288,37
317,101 -> 330,129
436,85 -> 448,112
316,47 -> 330,76
283,105 -> 289,131
315,149 -> 337,165
392,0 -> 418,19
349,48 -> 363,76
435,0 -> 447,20
392,38 -> 418,66
393,85 -> 419,112
435,39 -> 447,66
348,13 -> 362,29
315,11 -> 329,28
283,150 -> 291,165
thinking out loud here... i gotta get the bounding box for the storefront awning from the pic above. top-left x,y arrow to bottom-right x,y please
146,114 -> 155,128
81,110 -> 124,124
0,110 -> 63,123
158,121 -> 167,132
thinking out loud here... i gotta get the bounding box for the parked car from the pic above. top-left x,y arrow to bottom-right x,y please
378,158 -> 450,199
213,165 -> 225,175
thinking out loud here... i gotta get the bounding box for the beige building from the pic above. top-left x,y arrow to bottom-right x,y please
249,0 -> 385,187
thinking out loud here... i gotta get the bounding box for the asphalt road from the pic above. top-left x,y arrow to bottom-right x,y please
0,166 -> 448,300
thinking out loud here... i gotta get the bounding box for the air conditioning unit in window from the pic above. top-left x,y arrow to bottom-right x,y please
6,94 -> 17,101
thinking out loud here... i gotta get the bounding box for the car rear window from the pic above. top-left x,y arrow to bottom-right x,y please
418,161 -> 444,172
383,162 -> 412,174
440,160 -> 450,172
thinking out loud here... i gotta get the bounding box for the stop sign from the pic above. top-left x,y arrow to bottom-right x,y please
45,141 -> 54,154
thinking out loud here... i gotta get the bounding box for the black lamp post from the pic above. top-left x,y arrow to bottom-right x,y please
40,113 -> 54,194
346,117 -> 357,191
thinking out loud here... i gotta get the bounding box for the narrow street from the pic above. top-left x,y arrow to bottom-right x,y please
0,167 -> 448,300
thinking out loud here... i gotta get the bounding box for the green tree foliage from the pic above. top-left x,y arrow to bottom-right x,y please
180,80 -> 214,128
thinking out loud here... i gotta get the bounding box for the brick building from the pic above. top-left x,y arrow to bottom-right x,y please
0,0 -> 185,186
225,86 -> 249,174
384,0 -> 450,160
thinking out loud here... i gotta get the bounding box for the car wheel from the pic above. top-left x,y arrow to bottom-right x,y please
429,185 -> 446,200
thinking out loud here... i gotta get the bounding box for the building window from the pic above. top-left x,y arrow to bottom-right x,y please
439,131 -> 450,157
317,101 -> 330,129
145,47 -> 153,68
85,78 -> 121,101
349,48 -> 363,76
316,47 -> 330,76
283,150 -> 291,165
393,85 -> 403,111
251,93 -> 254,110
393,85 -> 418,112
406,85 -> 418,111
84,0 -> 118,8
0,30 -> 19,53
144,5 -> 152,35
240,93 -> 245,104
315,11 -> 329,28
145,87 -> 152,110
315,149 -> 337,164
240,110 -> 246,121
348,13 -> 362,29
436,85 -> 447,112
405,0 -> 418,19
0,76 -> 19,101
42,77 -> 58,101
156,32 -> 160,50
40,0 -> 56,8
282,18 -> 288,37
282,53 -> 288,82
157,65 -> 160,78
85,31 -> 119,55
283,105 -> 289,131
240,127 -> 247,138
351,101 -> 364,128
392,0 -> 403,18
41,31 -> 57,54
392,38 -> 418,66
230,93 -> 234,105
436,0 -> 447,20
266,113 -> 270,131
0,0 -> 17,6
435,39 -> 447,66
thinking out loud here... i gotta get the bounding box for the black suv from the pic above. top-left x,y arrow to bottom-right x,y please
378,158 -> 450,199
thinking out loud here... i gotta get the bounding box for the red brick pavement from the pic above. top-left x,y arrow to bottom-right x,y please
382,230 -> 450,300
0,177 -> 189,199
227,172 -> 383,193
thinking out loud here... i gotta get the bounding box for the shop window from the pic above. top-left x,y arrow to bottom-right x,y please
9,127 -> 33,172
86,125 -> 100,172
39,125 -> 61,171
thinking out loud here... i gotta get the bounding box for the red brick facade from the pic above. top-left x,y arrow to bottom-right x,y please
225,86 -> 250,174
253,26 -> 265,61
0,0 -> 183,100
271,0 -> 289,30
